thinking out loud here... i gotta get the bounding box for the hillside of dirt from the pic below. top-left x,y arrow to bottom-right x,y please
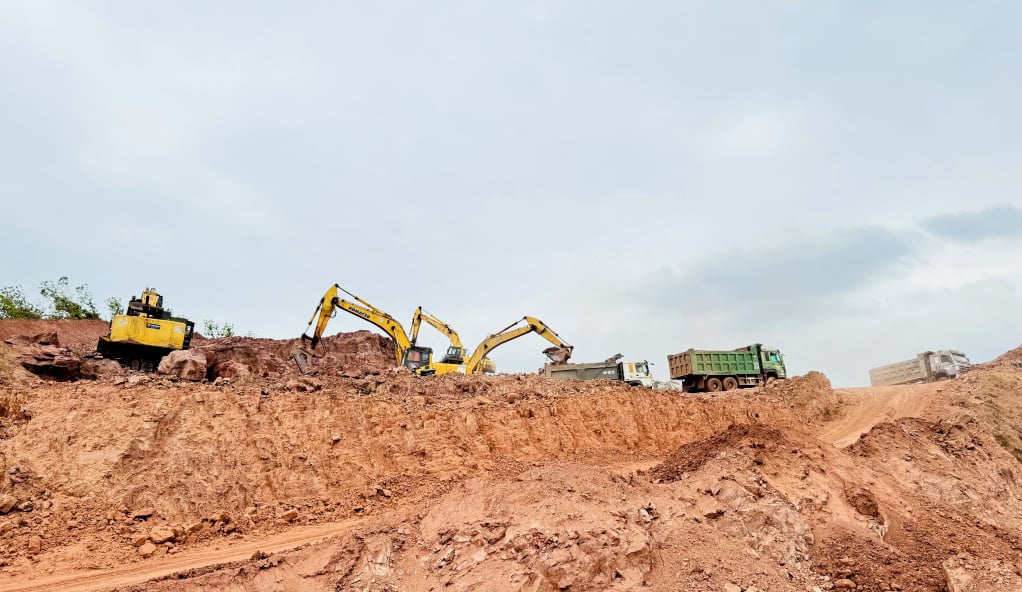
0,322 -> 1021,592
0,320 -> 110,357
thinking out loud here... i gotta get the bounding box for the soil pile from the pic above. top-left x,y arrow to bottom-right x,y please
192,330 -> 394,379
0,326 -> 1021,592
986,343 -> 1022,368
0,320 -> 109,357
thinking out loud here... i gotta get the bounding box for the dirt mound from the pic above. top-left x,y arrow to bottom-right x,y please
3,347 -> 1022,591
0,320 -> 109,356
986,343 -> 1022,368
193,330 -> 395,379
650,423 -> 785,479
0,343 -> 36,387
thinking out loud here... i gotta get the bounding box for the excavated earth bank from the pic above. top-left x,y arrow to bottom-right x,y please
0,325 -> 1020,592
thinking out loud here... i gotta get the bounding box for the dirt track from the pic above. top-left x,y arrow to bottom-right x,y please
818,382 -> 943,447
0,518 -> 367,592
2,328 -> 1022,592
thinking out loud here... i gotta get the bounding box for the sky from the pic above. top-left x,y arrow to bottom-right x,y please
1,1 -> 1020,387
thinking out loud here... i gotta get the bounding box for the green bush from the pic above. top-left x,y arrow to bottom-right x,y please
1,277 -> 102,320
0,286 -> 43,319
39,277 -> 99,320
202,320 -> 235,338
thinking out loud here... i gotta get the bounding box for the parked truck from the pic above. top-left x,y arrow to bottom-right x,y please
868,350 -> 971,387
540,354 -> 654,388
667,344 -> 786,392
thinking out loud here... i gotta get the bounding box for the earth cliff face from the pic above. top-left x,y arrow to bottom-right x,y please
0,324 -> 1020,592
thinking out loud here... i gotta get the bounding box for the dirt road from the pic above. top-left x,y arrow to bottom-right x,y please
0,518 -> 367,592
817,381 -> 942,447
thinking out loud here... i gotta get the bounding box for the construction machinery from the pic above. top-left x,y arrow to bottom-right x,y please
96,288 -> 195,371
461,316 -> 573,375
409,307 -> 466,376
667,344 -> 786,392
541,353 -> 654,387
868,350 -> 971,386
291,284 -> 433,374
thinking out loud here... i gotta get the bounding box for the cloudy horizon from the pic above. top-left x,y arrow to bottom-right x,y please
2,1 -> 1019,386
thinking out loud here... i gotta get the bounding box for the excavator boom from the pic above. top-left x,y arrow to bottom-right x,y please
292,284 -> 430,374
463,316 -> 573,375
410,306 -> 465,366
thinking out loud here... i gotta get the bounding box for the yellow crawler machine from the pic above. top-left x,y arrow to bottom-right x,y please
291,284 -> 433,374
409,307 -> 467,376
462,316 -> 573,375
96,288 -> 195,371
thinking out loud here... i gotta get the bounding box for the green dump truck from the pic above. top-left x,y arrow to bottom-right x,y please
667,344 -> 786,392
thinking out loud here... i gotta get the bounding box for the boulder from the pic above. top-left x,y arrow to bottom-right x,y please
149,526 -> 176,544
157,350 -> 207,381
19,345 -> 81,380
80,358 -> 123,379
138,541 -> 157,558
3,332 -> 59,347
27,535 -> 42,555
0,494 -> 16,514
211,360 -> 250,381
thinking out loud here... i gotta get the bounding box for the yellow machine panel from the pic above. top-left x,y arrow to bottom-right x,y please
106,314 -> 189,349
96,288 -> 195,371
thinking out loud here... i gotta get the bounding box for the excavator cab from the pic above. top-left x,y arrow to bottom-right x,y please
401,346 -> 434,372
441,345 -> 465,364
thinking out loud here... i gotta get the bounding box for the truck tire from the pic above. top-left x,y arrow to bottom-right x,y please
706,377 -> 723,392
722,377 -> 738,391
765,376 -> 777,386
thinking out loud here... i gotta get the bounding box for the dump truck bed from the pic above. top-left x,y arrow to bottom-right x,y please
668,349 -> 760,380
541,362 -> 621,381
868,356 -> 928,387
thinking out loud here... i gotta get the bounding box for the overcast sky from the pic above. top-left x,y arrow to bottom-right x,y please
2,1 -> 1020,386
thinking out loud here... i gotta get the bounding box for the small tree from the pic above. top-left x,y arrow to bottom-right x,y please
39,276 -> 99,320
0,285 -> 43,319
105,297 -> 123,320
202,320 -> 235,338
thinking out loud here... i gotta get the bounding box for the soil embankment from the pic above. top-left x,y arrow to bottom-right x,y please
1,325 -> 1020,592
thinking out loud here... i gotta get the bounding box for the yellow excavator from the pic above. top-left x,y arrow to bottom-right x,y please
408,307 -> 467,376
461,316 -> 573,375
291,284 -> 433,375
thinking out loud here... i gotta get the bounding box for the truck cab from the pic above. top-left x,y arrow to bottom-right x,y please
926,350 -> 971,380
620,360 -> 653,388
758,347 -> 787,380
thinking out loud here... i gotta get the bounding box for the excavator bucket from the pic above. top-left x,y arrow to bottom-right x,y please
289,344 -> 313,375
543,346 -> 573,364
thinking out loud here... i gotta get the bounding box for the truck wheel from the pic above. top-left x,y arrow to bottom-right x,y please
706,377 -> 723,392
765,376 -> 777,386
722,377 -> 738,391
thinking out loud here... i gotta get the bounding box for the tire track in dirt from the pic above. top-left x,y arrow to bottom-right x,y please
0,517 -> 368,592
816,381 -> 943,448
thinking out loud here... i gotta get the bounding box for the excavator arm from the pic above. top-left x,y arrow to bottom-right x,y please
410,306 -> 465,363
463,316 -> 573,375
292,284 -> 429,373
